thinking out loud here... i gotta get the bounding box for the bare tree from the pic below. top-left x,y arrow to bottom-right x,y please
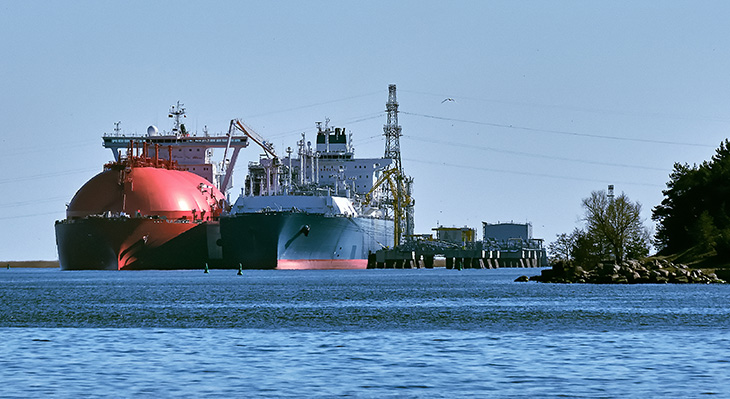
548,229 -> 579,262
581,190 -> 651,262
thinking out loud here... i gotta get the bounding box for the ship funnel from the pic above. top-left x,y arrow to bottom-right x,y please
147,125 -> 159,136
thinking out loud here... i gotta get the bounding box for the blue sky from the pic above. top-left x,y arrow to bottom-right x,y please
2,1 -> 729,261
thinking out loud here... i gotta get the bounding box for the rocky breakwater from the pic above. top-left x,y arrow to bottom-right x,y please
524,259 -> 726,284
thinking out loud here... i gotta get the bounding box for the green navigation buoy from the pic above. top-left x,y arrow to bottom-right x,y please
204,263 -> 209,274
237,263 -> 243,276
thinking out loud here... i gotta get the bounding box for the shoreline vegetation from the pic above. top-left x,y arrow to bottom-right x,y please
534,140 -> 730,284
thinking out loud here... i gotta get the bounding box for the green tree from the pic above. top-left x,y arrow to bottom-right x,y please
653,139 -> 730,254
570,228 -> 608,266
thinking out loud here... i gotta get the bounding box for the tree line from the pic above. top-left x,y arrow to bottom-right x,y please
550,139 -> 730,266
652,139 -> 730,257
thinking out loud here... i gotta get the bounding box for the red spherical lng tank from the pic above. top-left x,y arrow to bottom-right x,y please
66,166 -> 225,221
57,163 -> 227,270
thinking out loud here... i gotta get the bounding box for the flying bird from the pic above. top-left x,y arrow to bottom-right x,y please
441,98 -> 455,103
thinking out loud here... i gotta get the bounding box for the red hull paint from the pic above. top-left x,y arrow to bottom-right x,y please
277,259 -> 367,270
56,217 -> 221,270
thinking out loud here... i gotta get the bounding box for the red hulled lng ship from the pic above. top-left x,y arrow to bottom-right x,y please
55,103 -> 248,270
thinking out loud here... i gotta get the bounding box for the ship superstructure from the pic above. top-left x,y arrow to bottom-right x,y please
239,118 -> 393,213
102,101 -> 249,198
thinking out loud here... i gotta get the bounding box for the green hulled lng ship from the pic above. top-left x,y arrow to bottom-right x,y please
220,85 -> 412,269
220,119 -> 395,269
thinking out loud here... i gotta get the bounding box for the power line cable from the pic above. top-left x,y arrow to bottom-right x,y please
7,138 -> 100,156
401,89 -> 730,123
266,112 -> 384,140
401,111 -> 715,148
403,135 -> 670,172
402,157 -> 664,188
0,168 -> 99,185
0,210 -> 63,221
244,91 -> 382,119
0,195 -> 69,209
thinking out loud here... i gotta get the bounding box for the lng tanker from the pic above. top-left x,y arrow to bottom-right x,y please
219,118 -> 398,269
55,103 -> 249,270
220,84 -> 413,270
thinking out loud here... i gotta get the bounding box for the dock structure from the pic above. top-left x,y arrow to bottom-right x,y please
367,242 -> 547,269
367,222 -> 548,269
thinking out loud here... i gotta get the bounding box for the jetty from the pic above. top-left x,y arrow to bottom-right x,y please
368,222 -> 549,269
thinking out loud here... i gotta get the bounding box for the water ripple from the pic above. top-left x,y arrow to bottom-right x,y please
1,268 -> 729,397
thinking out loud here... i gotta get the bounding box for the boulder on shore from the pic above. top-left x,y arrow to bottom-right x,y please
529,259 -> 726,284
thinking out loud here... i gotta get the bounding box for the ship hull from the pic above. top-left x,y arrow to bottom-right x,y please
55,217 -> 223,270
220,212 -> 393,269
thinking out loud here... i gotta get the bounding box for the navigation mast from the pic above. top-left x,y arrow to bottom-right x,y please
168,101 -> 187,137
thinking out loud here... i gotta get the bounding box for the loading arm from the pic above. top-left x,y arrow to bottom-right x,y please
231,119 -> 277,159
364,168 -> 412,247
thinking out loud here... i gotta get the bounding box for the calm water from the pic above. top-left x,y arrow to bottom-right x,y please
1,268 -> 729,398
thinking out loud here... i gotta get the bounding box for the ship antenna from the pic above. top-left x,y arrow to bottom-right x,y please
286,146 -> 293,193
114,121 -> 121,135
168,101 -> 186,138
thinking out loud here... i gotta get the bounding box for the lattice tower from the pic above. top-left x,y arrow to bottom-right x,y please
383,84 -> 402,171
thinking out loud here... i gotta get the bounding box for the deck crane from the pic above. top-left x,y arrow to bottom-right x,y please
229,119 -> 281,195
